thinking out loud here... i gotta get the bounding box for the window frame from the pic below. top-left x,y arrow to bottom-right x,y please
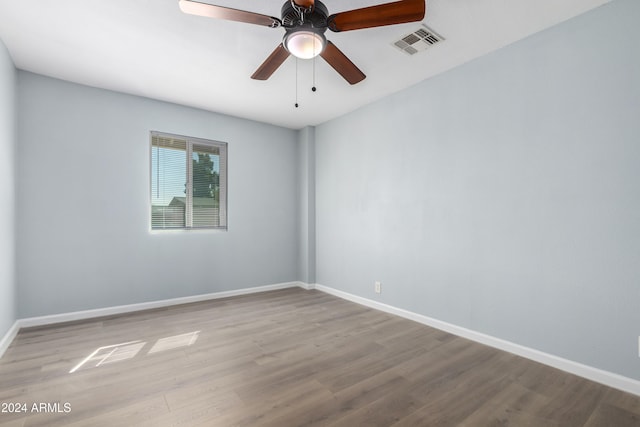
150,131 -> 228,231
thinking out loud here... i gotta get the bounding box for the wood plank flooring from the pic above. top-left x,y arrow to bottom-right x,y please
1,288 -> 639,426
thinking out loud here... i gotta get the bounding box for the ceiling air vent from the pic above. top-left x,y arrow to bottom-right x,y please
393,25 -> 444,55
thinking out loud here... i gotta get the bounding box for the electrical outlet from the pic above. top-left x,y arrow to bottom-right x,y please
374,281 -> 381,294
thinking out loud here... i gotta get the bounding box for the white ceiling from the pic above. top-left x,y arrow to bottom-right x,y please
0,0 -> 611,129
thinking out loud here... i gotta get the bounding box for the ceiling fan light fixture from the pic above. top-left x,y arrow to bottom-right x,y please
284,30 -> 326,59
179,0 -> 427,83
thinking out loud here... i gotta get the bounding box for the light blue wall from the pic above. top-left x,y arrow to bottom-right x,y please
0,39 -> 16,337
297,126 -> 316,284
16,72 -> 300,317
315,0 -> 640,380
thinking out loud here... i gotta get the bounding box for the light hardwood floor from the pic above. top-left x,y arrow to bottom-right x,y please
1,288 -> 639,426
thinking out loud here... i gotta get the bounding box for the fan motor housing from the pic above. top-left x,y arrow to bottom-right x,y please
281,0 -> 329,30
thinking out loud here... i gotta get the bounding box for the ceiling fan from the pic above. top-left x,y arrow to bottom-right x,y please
178,0 -> 426,85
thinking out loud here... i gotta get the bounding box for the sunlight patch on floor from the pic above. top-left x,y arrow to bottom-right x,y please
69,331 -> 200,373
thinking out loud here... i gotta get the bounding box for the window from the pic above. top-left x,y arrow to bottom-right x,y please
151,131 -> 227,230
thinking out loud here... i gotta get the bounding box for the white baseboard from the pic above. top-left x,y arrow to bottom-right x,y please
0,321 -> 20,358
0,281 -> 307,358
314,283 -> 640,397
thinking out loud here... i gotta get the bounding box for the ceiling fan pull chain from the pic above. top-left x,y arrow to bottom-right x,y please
312,42 -> 317,92
295,57 -> 299,108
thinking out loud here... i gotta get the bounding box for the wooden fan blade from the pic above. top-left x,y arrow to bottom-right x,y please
320,41 -> 366,85
179,0 -> 281,28
251,43 -> 291,80
292,0 -> 315,9
327,0 -> 425,32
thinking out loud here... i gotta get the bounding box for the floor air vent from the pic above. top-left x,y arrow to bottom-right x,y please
393,25 -> 444,55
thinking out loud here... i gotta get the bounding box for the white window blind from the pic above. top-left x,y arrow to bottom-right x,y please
151,132 -> 227,230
